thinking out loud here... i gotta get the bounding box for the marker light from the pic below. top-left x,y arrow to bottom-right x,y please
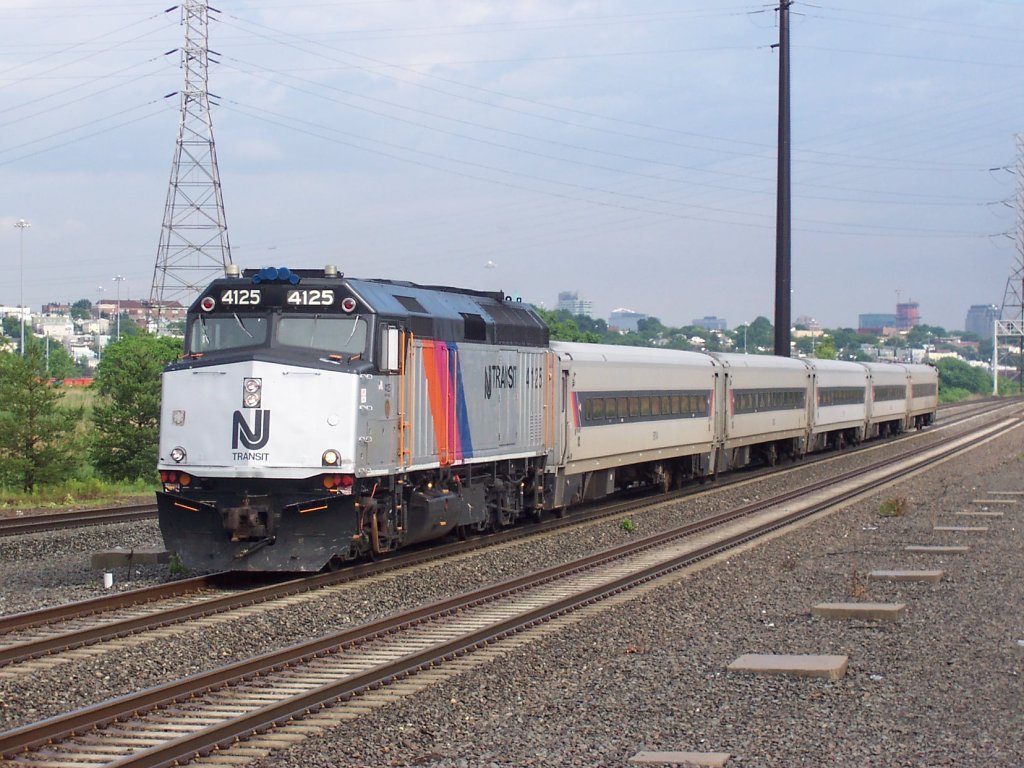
200,296 -> 216,312
322,449 -> 340,466
341,297 -> 357,313
170,447 -> 187,463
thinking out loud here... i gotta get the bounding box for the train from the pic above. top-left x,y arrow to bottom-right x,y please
156,266 -> 938,572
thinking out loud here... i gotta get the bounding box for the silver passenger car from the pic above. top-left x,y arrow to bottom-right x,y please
709,353 -> 812,469
807,359 -> 870,450
549,342 -> 720,505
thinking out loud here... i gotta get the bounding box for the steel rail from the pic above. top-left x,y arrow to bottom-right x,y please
1,415 -> 1017,766
0,400 -> 1013,670
0,504 -> 156,537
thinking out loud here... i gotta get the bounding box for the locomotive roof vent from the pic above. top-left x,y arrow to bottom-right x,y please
225,264 -> 241,278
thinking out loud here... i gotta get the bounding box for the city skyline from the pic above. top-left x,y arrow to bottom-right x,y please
2,2 -> 1022,331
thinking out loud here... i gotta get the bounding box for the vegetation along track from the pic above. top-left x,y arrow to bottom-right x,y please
0,406 -> 1019,768
0,398 -> 1011,680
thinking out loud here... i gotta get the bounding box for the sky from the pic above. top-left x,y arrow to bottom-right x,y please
1,0 -> 1023,332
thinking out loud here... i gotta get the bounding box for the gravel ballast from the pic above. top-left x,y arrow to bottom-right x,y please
1,412 -> 1021,766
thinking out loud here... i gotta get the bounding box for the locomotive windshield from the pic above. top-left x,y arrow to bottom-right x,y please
189,314 -> 269,353
276,315 -> 367,355
186,312 -> 368,358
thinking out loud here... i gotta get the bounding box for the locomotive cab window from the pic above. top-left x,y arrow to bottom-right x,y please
276,315 -> 368,356
188,314 -> 269,353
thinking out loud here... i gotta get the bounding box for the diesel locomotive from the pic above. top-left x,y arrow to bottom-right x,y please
156,266 -> 937,572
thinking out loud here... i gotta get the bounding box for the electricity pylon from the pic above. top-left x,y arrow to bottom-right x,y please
149,0 -> 232,332
996,134 -> 1024,392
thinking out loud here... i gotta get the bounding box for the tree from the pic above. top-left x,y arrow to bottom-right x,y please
23,333 -> 78,379
111,312 -> 141,340
0,349 -> 81,491
1,316 -> 16,340
89,334 -> 182,481
936,357 -> 990,397
534,308 -> 601,343
70,299 -> 92,321
813,337 -> 837,359
731,316 -> 774,354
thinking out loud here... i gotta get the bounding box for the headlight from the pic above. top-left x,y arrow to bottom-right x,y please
242,378 -> 262,408
322,449 -> 340,466
170,446 -> 187,463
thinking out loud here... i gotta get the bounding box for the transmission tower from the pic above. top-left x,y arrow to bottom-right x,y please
149,0 -> 232,332
995,134 -> 1024,391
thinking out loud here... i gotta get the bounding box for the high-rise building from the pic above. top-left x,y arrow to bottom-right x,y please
964,304 -> 999,339
556,291 -> 593,317
858,313 -> 897,333
692,316 -> 727,332
896,301 -> 920,329
794,315 -> 820,331
609,308 -> 647,332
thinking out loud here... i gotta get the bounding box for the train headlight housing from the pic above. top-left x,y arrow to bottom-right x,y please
242,378 -> 262,408
322,449 -> 340,466
170,446 -> 187,463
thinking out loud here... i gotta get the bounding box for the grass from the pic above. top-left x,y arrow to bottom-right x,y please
850,570 -> 870,600
0,478 -> 157,512
878,496 -> 909,518
0,386 -> 159,513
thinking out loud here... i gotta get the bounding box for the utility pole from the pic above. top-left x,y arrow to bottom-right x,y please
773,1 -> 792,357
14,218 -> 30,356
113,275 -> 126,340
998,133 -> 1024,392
150,0 -> 232,333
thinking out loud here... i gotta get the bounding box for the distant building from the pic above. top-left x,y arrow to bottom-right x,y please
556,291 -> 593,317
0,304 -> 31,322
794,315 -> 820,331
858,313 -> 897,334
692,316 -> 727,332
896,301 -> 920,329
34,315 -> 75,341
964,304 -> 999,339
96,298 -> 186,328
609,308 -> 647,332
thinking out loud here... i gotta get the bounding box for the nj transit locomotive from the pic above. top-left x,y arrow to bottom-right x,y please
157,266 -> 938,572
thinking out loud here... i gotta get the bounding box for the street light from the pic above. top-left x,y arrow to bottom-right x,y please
96,286 -> 105,361
113,275 -> 125,340
14,219 -> 30,356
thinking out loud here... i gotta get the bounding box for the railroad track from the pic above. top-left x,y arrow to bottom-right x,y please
0,503 -> 156,537
0,399 -> 997,541
0,398 -> 1014,681
0,409 -> 1019,768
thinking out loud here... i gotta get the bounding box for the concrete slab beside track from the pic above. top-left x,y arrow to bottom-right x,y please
810,602 -> 906,621
726,653 -> 849,680
867,569 -> 944,583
